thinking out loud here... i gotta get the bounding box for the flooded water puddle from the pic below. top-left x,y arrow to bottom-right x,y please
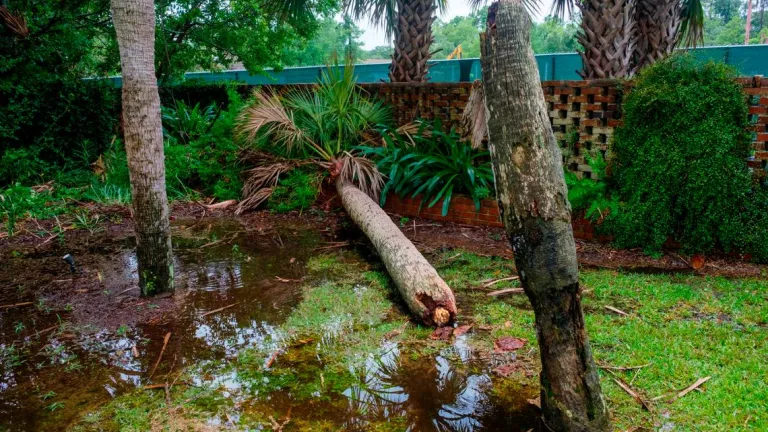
0,219 -> 538,431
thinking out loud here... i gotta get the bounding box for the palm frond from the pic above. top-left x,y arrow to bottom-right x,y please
236,161 -> 298,214
0,6 -> 28,38
679,0 -> 704,48
460,82 -> 487,149
339,153 -> 384,199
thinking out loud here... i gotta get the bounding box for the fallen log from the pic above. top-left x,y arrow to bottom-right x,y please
336,179 -> 457,326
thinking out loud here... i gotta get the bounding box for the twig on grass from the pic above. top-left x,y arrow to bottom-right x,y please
0,301 -> 33,309
487,288 -> 525,297
605,305 -> 629,316
613,378 -> 652,411
669,376 -> 711,403
482,276 -> 519,288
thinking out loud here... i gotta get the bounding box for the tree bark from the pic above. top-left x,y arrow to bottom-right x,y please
336,178 -> 456,326
633,0 -> 682,72
389,0 -> 437,82
112,0 -> 174,295
480,1 -> 610,431
576,0 -> 636,78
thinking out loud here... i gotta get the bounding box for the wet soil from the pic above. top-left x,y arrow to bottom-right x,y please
0,204 -> 765,431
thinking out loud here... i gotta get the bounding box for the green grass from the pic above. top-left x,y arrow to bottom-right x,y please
434,251 -> 768,431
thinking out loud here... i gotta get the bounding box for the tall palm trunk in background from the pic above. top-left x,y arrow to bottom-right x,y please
390,0 -> 437,82
634,0 -> 682,71
112,0 -> 174,295
480,0 -> 610,429
577,0 -> 636,78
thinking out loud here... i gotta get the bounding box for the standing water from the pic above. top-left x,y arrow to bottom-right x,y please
0,219 -> 538,431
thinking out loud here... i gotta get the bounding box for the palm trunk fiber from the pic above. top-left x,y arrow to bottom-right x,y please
336,178 -> 456,326
480,1 -> 610,430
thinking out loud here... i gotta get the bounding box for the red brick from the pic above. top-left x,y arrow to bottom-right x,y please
749,106 -> 767,115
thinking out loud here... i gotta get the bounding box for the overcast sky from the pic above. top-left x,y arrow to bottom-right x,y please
355,0 -> 554,49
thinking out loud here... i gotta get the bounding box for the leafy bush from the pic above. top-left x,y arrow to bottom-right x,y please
161,87 -> 244,200
612,55 -> 768,260
565,151 -> 619,222
268,169 -> 323,213
360,120 -> 494,215
0,79 -> 119,186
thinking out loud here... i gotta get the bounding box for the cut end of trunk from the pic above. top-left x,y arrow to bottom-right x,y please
432,307 -> 451,327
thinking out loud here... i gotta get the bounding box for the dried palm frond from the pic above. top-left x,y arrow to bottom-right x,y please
460,81 -> 487,149
338,153 -> 384,200
0,6 -> 29,39
236,162 -> 297,215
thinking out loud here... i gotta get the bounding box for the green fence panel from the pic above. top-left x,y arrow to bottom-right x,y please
100,45 -> 768,87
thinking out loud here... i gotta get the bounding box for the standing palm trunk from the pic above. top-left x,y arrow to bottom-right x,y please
480,0 -> 610,430
634,0 -> 682,71
577,0 -> 636,78
390,0 -> 437,82
112,0 -> 174,295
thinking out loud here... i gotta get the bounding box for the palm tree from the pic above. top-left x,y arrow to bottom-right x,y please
111,0 -> 174,295
236,63 -> 457,326
347,0 -> 447,82
554,0 -> 704,77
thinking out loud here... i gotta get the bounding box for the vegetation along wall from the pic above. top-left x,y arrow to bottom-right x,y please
358,79 -> 768,179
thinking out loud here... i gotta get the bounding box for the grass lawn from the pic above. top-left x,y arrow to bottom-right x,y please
439,252 -> 768,431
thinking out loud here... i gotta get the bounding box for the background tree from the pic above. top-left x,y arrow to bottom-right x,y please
111,0 -> 174,295
282,15 -> 367,66
480,0 -> 610,429
347,0 -> 446,82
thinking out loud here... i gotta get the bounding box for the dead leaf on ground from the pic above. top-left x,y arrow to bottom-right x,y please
493,363 -> 521,377
494,336 -> 527,352
453,324 -> 473,336
430,326 -> 453,341
691,254 -> 705,270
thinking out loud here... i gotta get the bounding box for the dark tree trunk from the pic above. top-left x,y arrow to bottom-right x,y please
112,0 -> 174,295
480,1 -> 610,431
634,0 -> 682,72
577,0 -> 636,78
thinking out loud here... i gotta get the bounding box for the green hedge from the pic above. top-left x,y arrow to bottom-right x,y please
611,55 -> 768,261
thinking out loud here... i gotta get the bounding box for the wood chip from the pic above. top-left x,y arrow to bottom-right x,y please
669,376 -> 711,403
265,351 -> 279,369
200,303 -> 239,318
132,345 -> 139,357
605,305 -> 629,316
613,378 -> 652,411
487,288 -> 525,297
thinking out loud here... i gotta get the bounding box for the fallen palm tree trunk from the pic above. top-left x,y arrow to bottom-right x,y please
336,178 -> 457,327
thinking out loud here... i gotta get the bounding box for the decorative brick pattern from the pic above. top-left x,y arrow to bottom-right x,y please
359,82 -> 473,136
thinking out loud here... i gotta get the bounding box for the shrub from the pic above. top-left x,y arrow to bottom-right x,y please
612,55 -> 768,260
268,169 -> 323,213
360,120 -> 494,216
0,79 -> 119,185
565,151 -> 619,222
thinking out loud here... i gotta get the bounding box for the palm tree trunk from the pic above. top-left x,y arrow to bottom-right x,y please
634,0 -> 682,71
389,0 -> 437,82
336,178 -> 456,326
577,0 -> 636,78
112,0 -> 174,295
480,1 -> 610,430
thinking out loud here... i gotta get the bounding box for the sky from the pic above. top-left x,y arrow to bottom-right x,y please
355,0 -> 553,49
